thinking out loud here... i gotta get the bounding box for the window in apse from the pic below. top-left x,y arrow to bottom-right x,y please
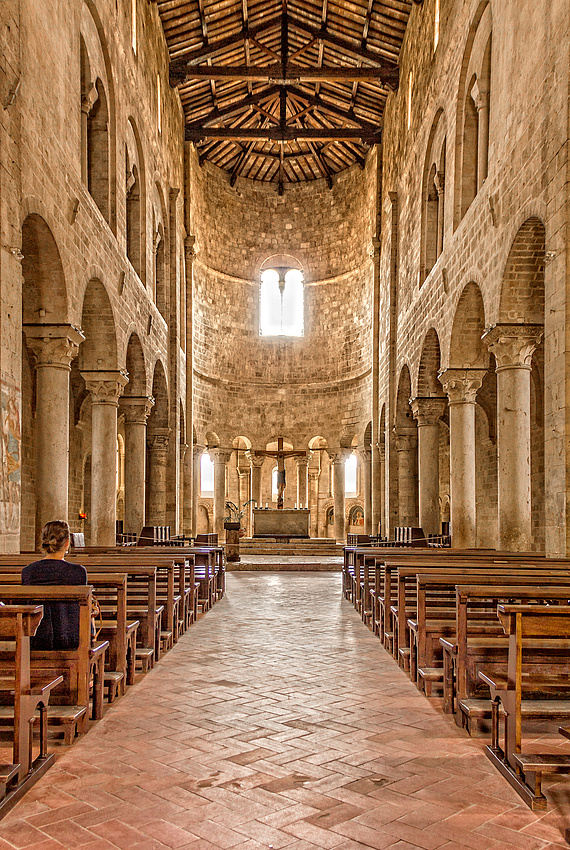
200,453 -> 214,495
345,453 -> 358,496
260,268 -> 304,336
271,467 -> 278,501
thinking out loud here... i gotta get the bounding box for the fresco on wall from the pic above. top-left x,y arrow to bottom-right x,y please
0,381 -> 21,535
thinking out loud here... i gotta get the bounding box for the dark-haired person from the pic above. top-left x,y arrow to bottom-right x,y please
22,520 -> 87,650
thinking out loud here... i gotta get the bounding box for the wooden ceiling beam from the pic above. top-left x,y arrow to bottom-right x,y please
186,126 -> 381,142
185,84 -> 281,129
286,85 -> 379,132
180,64 -> 396,82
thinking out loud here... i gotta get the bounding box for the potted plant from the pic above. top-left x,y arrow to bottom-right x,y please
223,500 -> 254,531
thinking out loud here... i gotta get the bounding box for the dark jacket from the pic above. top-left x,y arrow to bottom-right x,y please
21,559 -> 88,650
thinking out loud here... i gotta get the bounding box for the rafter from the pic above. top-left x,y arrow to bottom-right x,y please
286,85 -> 379,132
185,85 -> 280,129
287,16 -> 399,87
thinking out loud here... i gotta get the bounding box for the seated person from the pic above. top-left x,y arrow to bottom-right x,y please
22,520 -> 87,650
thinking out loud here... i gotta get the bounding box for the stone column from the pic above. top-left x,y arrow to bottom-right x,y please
238,467 -> 250,536
81,371 -> 128,546
146,428 -> 170,525
438,368 -> 486,548
309,468 -> 320,538
360,448 -> 372,534
378,442 -> 386,537
410,397 -> 447,536
394,429 -> 418,527
179,443 -> 188,533
296,455 -> 309,509
24,325 -> 84,537
371,444 -> 382,537
211,448 -> 231,540
246,451 -> 264,534
434,171 -> 445,257
472,81 -> 489,190
119,396 -> 154,535
330,450 -> 351,543
192,445 -> 202,537
482,324 -> 543,551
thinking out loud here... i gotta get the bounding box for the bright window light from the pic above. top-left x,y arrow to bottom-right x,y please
157,74 -> 162,133
345,453 -> 358,495
407,71 -> 413,130
260,267 -> 304,336
434,0 -> 440,50
131,0 -> 137,53
200,453 -> 214,494
271,466 -> 278,501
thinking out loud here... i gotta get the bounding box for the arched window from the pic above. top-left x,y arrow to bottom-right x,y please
260,267 -> 304,337
200,453 -> 214,495
345,453 -> 358,495
271,466 -> 278,501
420,111 -> 446,285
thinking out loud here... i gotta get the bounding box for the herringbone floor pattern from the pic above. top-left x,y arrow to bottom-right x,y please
0,572 -> 569,849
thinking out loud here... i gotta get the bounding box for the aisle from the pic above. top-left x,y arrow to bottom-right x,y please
0,572 -> 568,849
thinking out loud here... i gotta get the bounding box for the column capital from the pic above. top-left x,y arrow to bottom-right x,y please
81,370 -> 128,404
481,323 -> 543,370
410,396 -> 447,426
246,450 -> 265,469
438,368 -> 486,404
295,455 -> 309,469
209,447 -> 232,465
393,429 -> 417,453
24,324 -> 85,370
308,468 -> 321,481
470,78 -> 489,112
81,81 -> 98,115
147,427 -> 171,453
328,448 -> 353,464
180,443 -> 189,462
434,171 -> 445,195
184,235 -> 196,261
359,447 -> 372,463
120,396 -> 154,425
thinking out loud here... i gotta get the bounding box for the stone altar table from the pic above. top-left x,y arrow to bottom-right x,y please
253,508 -> 310,538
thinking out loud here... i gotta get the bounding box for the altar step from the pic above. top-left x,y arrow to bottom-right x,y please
227,554 -> 343,572
237,538 -> 343,557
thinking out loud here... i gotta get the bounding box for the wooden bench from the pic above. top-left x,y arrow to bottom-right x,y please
0,586 -> 107,744
480,603 -> 570,810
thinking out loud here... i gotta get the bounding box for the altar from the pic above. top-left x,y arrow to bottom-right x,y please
253,508 -> 310,538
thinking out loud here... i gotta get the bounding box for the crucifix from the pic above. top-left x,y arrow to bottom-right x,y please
254,437 -> 307,508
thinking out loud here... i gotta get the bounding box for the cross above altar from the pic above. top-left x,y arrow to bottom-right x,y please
253,437 -> 307,508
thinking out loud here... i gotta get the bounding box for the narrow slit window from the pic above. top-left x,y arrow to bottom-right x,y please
200,453 -> 214,495
260,267 -> 304,336
345,453 -> 358,496
271,467 -> 278,501
434,0 -> 440,50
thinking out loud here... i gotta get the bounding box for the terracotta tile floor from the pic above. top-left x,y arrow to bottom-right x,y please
1,571 -> 570,849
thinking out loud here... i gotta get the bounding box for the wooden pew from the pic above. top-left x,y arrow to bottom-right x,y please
0,605 -> 64,817
480,604 -> 570,810
0,586 -> 107,744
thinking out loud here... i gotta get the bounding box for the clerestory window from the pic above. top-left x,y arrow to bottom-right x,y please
260,267 -> 304,337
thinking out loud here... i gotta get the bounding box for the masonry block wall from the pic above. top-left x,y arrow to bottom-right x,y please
378,0 -> 569,552
0,0 -> 186,550
189,151 -> 376,517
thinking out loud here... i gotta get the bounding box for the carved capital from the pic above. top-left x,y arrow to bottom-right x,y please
81,82 -> 98,115
435,172 -> 445,197
81,370 -> 129,404
394,429 -> 417,453
328,448 -> 353,464
246,450 -> 265,469
209,447 -> 232,465
410,396 -> 447,426
180,443 -> 189,462
359,447 -> 372,463
120,395 -> 154,425
438,368 -> 486,404
147,428 -> 171,453
184,235 -> 196,262
470,78 -> 489,112
482,323 -> 543,370
24,324 -> 85,370
308,468 -> 320,481
295,455 -> 309,469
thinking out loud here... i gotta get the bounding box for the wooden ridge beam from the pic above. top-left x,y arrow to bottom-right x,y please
185,85 -> 280,129
186,126 -> 381,142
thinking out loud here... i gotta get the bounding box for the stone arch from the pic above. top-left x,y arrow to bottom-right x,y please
78,278 -> 118,371
395,366 -> 418,527
123,332 -> 146,397
417,328 -> 443,396
454,1 -> 492,226
80,0 -> 117,232
21,214 -> 68,324
148,360 -> 169,430
449,282 -> 487,368
125,117 -> 146,283
498,217 -> 545,323
152,180 -> 168,320
420,109 -> 447,284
